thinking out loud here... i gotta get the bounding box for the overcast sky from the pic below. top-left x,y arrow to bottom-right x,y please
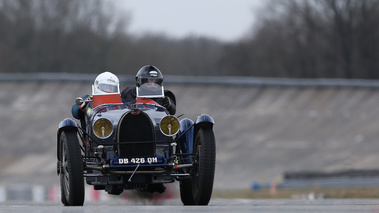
114,0 -> 263,42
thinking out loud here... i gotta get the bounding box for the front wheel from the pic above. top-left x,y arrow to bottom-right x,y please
59,129 -> 85,206
180,127 -> 216,205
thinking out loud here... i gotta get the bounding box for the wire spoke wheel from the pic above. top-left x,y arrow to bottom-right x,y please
180,127 -> 215,205
59,130 -> 84,206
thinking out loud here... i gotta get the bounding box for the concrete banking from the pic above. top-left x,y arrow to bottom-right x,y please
0,76 -> 379,190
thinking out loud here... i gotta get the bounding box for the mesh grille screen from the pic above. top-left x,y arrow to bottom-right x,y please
117,112 -> 155,156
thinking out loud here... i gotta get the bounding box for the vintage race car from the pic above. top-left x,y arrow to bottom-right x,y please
56,86 -> 215,206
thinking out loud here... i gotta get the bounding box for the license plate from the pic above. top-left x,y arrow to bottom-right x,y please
116,157 -> 158,165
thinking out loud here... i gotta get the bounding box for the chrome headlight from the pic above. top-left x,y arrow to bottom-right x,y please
93,118 -> 113,139
159,115 -> 180,136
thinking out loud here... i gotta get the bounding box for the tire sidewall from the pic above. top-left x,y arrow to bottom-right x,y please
59,130 -> 84,206
192,127 -> 215,205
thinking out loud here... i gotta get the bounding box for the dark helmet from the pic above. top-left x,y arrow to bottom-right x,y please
135,65 -> 164,87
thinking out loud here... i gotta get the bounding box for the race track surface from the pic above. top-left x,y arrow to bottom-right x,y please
2,199 -> 379,213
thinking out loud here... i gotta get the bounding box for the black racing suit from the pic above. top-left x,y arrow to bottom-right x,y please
121,86 -> 176,115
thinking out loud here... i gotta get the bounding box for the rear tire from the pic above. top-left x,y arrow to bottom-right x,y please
59,129 -> 85,206
180,127 -> 215,205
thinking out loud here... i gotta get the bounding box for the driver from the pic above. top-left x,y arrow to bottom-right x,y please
121,65 -> 176,115
72,71 -> 120,127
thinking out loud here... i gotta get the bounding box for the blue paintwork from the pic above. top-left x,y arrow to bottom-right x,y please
87,103 -> 169,144
195,114 -> 215,126
179,118 -> 194,164
57,118 -> 78,160
58,118 -> 78,129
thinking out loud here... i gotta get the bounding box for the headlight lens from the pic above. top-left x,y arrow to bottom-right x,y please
160,116 -> 180,136
93,118 -> 113,139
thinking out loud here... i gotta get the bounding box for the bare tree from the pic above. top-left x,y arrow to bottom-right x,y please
220,0 -> 379,78
0,0 -> 129,73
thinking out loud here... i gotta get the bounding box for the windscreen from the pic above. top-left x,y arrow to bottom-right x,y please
136,83 -> 164,98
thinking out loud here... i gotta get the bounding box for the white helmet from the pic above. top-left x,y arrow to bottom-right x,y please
93,71 -> 120,95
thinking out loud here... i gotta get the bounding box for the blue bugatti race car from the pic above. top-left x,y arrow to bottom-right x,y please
56,85 -> 216,206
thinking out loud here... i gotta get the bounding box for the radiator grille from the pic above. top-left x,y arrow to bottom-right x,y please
117,111 -> 155,156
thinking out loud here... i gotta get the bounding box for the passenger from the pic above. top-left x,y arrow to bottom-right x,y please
121,65 -> 176,115
72,71 -> 120,127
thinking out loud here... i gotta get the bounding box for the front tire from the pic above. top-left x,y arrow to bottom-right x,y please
180,127 -> 215,205
179,179 -> 194,205
59,129 -> 85,206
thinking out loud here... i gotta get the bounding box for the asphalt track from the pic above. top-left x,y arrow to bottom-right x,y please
2,199 -> 379,213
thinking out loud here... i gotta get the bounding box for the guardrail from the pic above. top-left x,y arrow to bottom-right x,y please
281,169 -> 379,188
2,73 -> 379,88
281,177 -> 379,188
